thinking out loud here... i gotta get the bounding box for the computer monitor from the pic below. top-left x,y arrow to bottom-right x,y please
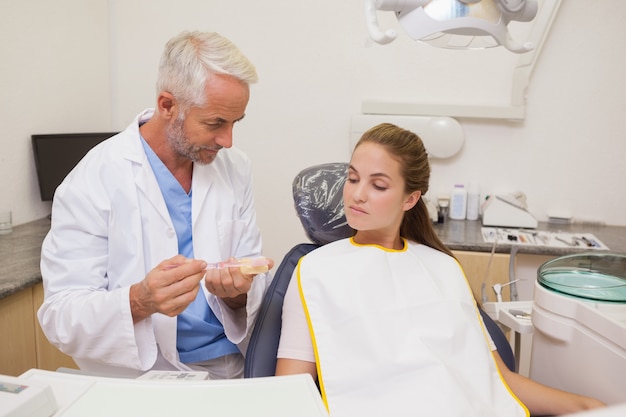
32,132 -> 117,201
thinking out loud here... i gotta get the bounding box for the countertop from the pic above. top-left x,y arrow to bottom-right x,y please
435,219 -> 626,256
0,217 -> 51,299
1,217 -> 626,301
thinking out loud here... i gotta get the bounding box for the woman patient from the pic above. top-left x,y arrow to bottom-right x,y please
275,123 -> 604,416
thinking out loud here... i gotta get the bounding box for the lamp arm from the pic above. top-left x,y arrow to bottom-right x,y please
365,0 -> 398,45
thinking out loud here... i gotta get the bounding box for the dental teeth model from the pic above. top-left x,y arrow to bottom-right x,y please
205,257 -> 270,275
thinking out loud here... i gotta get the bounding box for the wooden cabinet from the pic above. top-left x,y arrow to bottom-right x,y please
453,250 -> 558,304
0,283 -> 77,376
453,250 -> 512,303
0,288 -> 37,376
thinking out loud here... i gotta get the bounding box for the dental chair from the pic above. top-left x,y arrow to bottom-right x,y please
244,162 -> 516,378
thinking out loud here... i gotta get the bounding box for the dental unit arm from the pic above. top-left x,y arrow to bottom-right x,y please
365,0 -> 539,53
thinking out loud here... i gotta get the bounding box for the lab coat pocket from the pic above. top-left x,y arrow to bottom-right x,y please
217,220 -> 245,257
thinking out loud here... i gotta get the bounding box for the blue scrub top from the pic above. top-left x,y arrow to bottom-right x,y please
141,137 -> 239,363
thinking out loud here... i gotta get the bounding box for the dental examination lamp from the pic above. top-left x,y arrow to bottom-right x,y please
366,0 -> 539,53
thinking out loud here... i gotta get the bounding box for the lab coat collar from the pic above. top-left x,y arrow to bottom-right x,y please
117,108 -> 173,227
123,108 -> 219,228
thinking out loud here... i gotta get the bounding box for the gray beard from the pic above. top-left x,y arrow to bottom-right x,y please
165,116 -> 218,165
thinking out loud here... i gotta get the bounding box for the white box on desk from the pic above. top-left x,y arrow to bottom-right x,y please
0,374 -> 57,417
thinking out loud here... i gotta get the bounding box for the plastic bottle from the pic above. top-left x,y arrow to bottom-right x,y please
466,182 -> 480,221
449,184 -> 467,220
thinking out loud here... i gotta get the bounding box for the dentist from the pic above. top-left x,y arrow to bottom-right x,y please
38,31 -> 272,378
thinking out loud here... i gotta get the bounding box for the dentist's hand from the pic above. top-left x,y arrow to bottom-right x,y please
130,255 -> 207,323
204,257 -> 274,309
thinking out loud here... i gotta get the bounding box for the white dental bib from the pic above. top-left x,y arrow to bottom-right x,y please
297,238 -> 527,417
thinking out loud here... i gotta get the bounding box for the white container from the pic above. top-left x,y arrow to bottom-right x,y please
466,183 -> 480,221
530,254 -> 626,405
449,184 -> 467,220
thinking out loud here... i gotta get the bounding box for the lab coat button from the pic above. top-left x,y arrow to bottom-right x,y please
166,229 -> 175,238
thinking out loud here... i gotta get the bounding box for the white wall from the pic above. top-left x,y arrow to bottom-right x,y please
2,0 -> 625,266
0,0 -> 112,225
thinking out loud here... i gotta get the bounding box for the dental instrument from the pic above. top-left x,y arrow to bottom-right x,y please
493,278 -> 523,303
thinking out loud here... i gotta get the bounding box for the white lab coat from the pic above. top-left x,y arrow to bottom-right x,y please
37,109 -> 270,377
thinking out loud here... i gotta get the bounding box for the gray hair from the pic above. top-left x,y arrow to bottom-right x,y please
156,31 -> 258,110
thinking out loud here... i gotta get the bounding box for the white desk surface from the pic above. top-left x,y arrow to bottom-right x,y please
19,369 -> 329,417
16,369 -> 626,417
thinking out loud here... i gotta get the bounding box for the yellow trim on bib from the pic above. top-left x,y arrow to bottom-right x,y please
348,236 -> 408,252
296,257 -> 330,412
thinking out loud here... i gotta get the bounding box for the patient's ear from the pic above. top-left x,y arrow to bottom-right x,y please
402,191 -> 421,212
